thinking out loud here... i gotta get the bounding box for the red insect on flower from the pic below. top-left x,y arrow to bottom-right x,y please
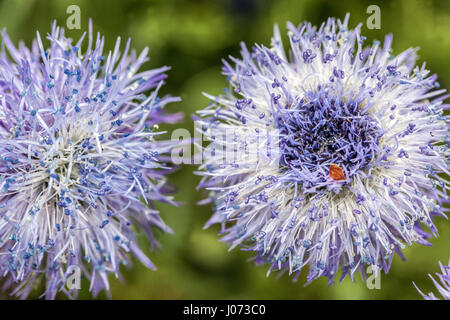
329,164 -> 346,181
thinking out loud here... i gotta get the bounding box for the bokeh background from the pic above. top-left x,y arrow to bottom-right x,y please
0,0 -> 449,299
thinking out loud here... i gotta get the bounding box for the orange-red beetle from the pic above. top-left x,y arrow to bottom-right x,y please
329,164 -> 346,181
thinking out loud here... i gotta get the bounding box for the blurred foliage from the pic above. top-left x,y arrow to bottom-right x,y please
0,0 -> 449,300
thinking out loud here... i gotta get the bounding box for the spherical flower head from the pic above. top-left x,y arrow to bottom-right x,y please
0,21 -> 182,299
196,14 -> 449,284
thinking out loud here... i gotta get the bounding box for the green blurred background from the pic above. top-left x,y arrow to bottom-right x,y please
0,0 -> 449,299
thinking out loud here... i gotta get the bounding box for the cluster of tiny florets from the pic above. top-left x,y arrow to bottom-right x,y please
0,21 -> 181,298
196,15 -> 449,284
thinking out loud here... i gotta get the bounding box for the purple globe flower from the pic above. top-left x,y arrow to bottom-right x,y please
414,260 -> 450,300
196,15 -> 449,284
0,21 -> 181,299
